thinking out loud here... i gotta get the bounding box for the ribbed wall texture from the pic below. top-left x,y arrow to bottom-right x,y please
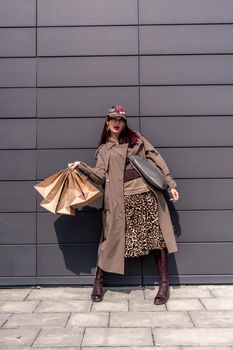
0,0 -> 233,285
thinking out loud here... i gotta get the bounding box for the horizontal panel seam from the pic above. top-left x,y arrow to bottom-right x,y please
2,23 -> 233,29
3,84 -> 233,89
4,53 -> 233,59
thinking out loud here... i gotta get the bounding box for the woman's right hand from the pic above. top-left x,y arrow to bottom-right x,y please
68,161 -> 80,171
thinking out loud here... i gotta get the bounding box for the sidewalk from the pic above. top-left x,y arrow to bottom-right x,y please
0,285 -> 233,349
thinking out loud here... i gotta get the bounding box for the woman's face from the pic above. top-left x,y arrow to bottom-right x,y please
107,117 -> 126,139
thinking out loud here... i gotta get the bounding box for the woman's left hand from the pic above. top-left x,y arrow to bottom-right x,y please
169,188 -> 179,202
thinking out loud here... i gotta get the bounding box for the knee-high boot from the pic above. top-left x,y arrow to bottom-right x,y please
153,247 -> 170,305
91,266 -> 104,302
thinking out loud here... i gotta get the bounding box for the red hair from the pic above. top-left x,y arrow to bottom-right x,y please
98,118 -> 139,148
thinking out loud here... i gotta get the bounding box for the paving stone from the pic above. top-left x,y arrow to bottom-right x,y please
183,347 -> 232,350
27,287 -> 92,300
91,300 -> 128,312
82,327 -> 153,347
0,300 -> 39,313
67,312 -> 109,327
153,328 -> 233,346
82,347 -> 181,350
35,300 -> 91,313
145,285 -> 211,299
4,348 -> 78,350
208,285 -> 233,298
166,299 -> 204,311
3,312 -> 70,328
129,299 -> 166,311
0,327 -> 40,348
103,288 -> 144,300
110,311 -> 193,328
0,288 -> 32,301
34,348 -> 78,350
33,327 -> 84,347
189,310 -> 233,327
201,298 -> 233,310
0,313 -> 11,327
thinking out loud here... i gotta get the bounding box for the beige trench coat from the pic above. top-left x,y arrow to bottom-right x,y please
78,133 -> 178,275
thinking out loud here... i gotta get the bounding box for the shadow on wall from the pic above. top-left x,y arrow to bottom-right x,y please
54,206 -> 102,276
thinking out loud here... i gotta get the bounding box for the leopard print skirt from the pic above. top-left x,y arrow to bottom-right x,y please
124,190 -> 167,258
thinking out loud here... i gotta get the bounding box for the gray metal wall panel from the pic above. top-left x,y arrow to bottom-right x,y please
172,211 -> 233,243
37,245 -> 141,276
0,213 -> 36,244
140,25 -> 233,54
139,0 -> 233,24
0,182 -> 36,212
37,147 -> 233,180
38,146 -> 232,181
0,246 -> 36,276
174,179 -> 233,211
37,57 -> 138,87
37,179 -> 233,212
37,212 -> 102,244
37,118 -> 139,148
0,150 -> 36,180
37,210 -> 233,245
0,0 -> 36,27
34,275 -> 99,285
38,0 -> 137,26
141,117 -> 233,147
37,87 -> 139,118
0,277 -> 37,285
37,149 -> 95,179
37,244 -> 99,276
160,148 -> 233,178
37,27 -> 138,56
140,55 -> 233,85
0,58 -> 36,87
140,86 -> 233,116
37,273 -> 142,284
0,28 -> 36,57
0,119 -> 36,149
143,243 -> 233,275
0,88 -> 36,118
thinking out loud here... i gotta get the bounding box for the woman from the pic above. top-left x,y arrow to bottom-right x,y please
69,105 -> 179,304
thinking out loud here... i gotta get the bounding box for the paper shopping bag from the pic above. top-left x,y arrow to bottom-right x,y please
56,170 -> 75,215
37,170 -> 69,214
34,170 -> 65,199
34,167 -> 102,215
68,170 -> 102,209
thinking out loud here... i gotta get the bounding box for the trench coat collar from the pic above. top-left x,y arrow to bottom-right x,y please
105,136 -> 143,152
105,140 -> 118,150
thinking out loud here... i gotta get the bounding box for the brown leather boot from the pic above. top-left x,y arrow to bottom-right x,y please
91,266 -> 104,302
153,248 -> 170,305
